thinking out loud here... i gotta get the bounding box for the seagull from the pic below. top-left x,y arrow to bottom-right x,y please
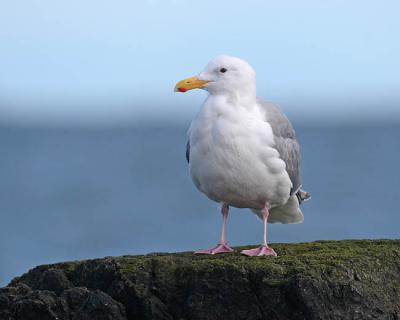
174,56 -> 310,257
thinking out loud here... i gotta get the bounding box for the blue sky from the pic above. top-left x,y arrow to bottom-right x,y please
0,0 -> 399,124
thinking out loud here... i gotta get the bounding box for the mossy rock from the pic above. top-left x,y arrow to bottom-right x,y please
1,240 -> 399,319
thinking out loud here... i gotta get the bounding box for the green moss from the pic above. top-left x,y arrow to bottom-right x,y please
109,239 -> 400,287
40,239 -> 399,286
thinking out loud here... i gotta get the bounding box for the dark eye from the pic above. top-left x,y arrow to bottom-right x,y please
219,68 -> 227,73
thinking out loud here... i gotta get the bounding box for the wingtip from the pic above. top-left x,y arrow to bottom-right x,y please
296,190 -> 311,204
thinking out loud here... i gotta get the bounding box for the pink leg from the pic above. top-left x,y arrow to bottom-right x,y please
195,203 -> 234,255
241,204 -> 277,257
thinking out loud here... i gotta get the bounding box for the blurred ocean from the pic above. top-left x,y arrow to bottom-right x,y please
1,123 -> 399,286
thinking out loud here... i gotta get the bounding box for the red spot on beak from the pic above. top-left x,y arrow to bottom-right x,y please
178,87 -> 187,92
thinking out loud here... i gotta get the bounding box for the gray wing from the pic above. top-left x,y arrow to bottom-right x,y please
186,140 -> 190,163
257,98 -> 301,195
185,124 -> 192,163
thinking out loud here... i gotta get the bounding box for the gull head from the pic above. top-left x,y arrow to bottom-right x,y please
175,55 -> 256,96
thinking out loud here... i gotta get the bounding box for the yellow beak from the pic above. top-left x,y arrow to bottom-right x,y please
174,76 -> 209,93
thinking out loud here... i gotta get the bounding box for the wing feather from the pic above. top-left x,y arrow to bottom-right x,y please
186,140 -> 190,163
257,98 -> 301,195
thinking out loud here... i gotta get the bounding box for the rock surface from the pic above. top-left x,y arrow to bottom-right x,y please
1,240 -> 399,320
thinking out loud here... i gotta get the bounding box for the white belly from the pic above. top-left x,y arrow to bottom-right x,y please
188,98 -> 292,209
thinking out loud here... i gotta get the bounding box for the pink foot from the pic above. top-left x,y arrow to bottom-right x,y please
194,243 -> 234,255
241,245 -> 277,257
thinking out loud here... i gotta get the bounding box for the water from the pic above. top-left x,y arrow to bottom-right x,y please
1,123 -> 399,286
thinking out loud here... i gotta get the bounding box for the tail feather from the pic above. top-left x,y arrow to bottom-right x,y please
250,189 -> 310,224
251,195 -> 303,224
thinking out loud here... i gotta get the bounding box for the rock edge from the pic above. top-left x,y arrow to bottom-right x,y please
1,240 -> 399,320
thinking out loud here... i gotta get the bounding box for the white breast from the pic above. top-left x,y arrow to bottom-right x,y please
188,95 -> 292,210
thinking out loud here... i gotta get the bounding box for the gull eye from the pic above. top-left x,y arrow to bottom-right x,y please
219,68 -> 227,73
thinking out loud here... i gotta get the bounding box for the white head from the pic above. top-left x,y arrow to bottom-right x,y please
175,55 -> 256,98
